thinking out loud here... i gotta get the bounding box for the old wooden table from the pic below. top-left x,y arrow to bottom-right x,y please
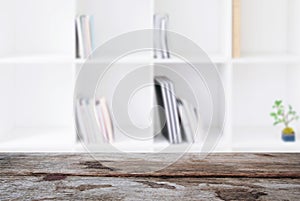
0,153 -> 299,200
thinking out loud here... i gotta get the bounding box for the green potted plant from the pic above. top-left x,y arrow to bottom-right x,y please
270,100 -> 299,142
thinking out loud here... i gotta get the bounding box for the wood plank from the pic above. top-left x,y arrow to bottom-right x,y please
0,153 -> 299,178
232,0 -> 241,58
0,176 -> 299,200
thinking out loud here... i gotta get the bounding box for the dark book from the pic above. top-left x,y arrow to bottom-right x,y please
154,76 -> 182,144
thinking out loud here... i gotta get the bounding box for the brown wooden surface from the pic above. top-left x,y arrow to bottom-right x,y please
0,153 -> 300,200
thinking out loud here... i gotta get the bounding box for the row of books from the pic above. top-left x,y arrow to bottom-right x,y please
76,98 -> 114,144
76,80 -> 201,145
155,76 -> 202,144
75,15 -> 94,59
75,13 -> 171,59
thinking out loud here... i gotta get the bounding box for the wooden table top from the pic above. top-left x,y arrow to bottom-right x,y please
0,153 -> 299,200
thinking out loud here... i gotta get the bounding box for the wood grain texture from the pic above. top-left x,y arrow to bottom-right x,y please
0,176 -> 299,201
0,153 -> 299,177
232,0 -> 241,58
0,153 -> 299,200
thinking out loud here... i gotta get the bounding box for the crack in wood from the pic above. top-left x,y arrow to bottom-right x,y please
215,188 -> 268,201
42,173 -> 67,181
254,153 -> 276,157
137,180 -> 176,190
56,184 -> 113,191
79,161 -> 116,171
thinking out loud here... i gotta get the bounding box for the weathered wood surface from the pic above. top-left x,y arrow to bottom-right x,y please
0,153 -> 299,177
0,176 -> 299,201
0,153 -> 299,200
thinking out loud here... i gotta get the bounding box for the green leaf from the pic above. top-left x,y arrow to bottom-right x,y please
275,100 -> 282,106
273,121 -> 280,126
270,112 -> 277,117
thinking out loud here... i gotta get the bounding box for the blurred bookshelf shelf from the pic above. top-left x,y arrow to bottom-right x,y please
74,54 -> 228,65
0,126 -> 230,153
75,54 -> 152,64
0,55 -> 75,64
233,53 -> 300,64
154,54 -> 229,64
232,126 -> 300,152
1,54 -> 298,65
0,127 -> 76,152
1,0 -> 300,152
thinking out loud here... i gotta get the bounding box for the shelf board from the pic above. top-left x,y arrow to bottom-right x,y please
153,54 -> 229,64
2,54 -> 298,64
152,127 -> 230,153
0,127 -> 76,152
75,54 -> 228,65
233,53 -> 300,64
4,126 -> 297,152
232,126 -> 300,152
0,53 -> 228,65
0,55 -> 74,64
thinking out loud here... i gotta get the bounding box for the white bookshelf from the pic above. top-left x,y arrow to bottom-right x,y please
0,0 -> 299,152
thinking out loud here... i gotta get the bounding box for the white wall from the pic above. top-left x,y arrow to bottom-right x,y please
76,0 -> 152,49
155,0 -> 225,55
0,0 -> 16,56
288,0 -> 300,55
233,64 -> 288,127
0,65 -> 15,137
287,64 -> 300,131
241,0 -> 288,54
15,64 -> 74,128
14,0 -> 75,56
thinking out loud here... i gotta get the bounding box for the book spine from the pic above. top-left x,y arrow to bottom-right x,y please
95,100 -> 109,143
84,15 -> 93,57
89,15 -> 95,51
100,98 -> 114,143
155,78 -> 175,143
167,81 -> 182,144
76,99 -> 88,142
80,16 -> 88,58
77,15 -> 93,59
153,14 -> 163,59
76,16 -> 85,59
87,99 -> 102,143
78,98 -> 94,143
161,15 -> 170,59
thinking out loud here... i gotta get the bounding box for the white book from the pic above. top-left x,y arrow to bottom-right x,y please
153,14 -> 170,59
182,99 -> 204,143
95,99 -> 109,143
76,99 -> 88,143
76,15 -> 93,59
160,15 -> 170,59
99,98 -> 114,143
75,16 -> 85,58
77,99 -> 94,143
81,15 -> 93,57
153,14 -> 163,59
86,99 -> 102,143
177,99 -> 194,143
